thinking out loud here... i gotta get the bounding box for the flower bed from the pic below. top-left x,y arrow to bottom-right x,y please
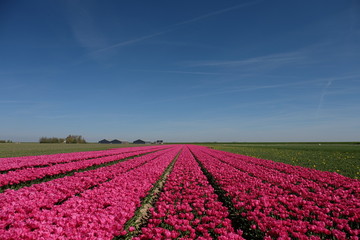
0,147 -> 167,187
191,145 -> 360,240
0,147 -> 177,234
0,146 -> 181,239
0,146 -> 165,172
135,147 -> 244,240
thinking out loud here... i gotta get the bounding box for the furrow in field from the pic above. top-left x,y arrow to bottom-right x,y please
191,145 -> 360,239
0,147 -> 178,234
114,148 -> 182,240
0,146 -> 182,239
52,148 -> 177,207
0,146 -> 166,173
199,147 -> 360,217
131,146 -> 244,240
199,148 -> 360,207
205,148 -> 357,189
0,147 -> 167,192
189,146 -> 264,240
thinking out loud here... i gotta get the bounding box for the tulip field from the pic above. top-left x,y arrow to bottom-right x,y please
0,145 -> 359,239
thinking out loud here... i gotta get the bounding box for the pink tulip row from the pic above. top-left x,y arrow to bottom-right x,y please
190,146 -> 360,240
0,146 -> 182,239
0,146 -> 165,172
201,148 -> 359,215
207,148 -> 357,189
0,147 -> 166,187
201,147 -> 360,214
135,146 -> 244,240
0,147 -> 178,233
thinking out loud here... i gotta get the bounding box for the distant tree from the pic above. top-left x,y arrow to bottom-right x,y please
39,135 -> 86,143
39,137 -> 65,143
65,135 -> 86,144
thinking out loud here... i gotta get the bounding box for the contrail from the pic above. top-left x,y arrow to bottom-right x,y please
90,0 -> 262,54
316,79 -> 333,117
173,0 -> 262,27
90,30 -> 169,55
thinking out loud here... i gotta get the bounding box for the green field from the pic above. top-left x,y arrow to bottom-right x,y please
0,143 -> 150,158
1,142 -> 359,179
198,142 -> 360,179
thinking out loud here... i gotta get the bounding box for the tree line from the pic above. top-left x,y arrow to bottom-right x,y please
39,135 -> 86,144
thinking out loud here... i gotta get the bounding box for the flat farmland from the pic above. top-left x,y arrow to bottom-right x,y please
0,144 -> 358,239
0,143 -> 151,158
1,142 -> 359,179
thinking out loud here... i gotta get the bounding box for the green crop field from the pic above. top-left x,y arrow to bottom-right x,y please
0,143 -> 149,158
197,142 -> 360,179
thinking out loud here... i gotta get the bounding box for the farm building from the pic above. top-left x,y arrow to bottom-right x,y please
133,139 -> 145,144
156,140 -> 163,144
98,139 -> 128,144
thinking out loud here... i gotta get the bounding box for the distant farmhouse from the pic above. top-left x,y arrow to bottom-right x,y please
99,139 -> 163,144
98,139 -> 127,144
133,139 -> 145,144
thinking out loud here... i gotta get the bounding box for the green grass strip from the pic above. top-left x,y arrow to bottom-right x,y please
113,149 -> 182,240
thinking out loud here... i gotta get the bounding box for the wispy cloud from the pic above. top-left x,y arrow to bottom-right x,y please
145,74 -> 360,105
89,31 -> 169,55
0,100 -> 24,104
199,97 -> 299,115
145,79 -> 311,105
316,74 -> 360,116
88,1 -> 262,55
173,1 -> 262,27
0,84 -> 27,91
186,51 -> 307,68
146,40 -> 217,49
129,69 -> 227,75
316,79 -> 334,116
67,3 -> 108,50
35,115 -> 73,120
0,100 -> 36,104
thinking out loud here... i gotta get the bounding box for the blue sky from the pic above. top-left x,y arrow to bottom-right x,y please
1,0 -> 360,142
